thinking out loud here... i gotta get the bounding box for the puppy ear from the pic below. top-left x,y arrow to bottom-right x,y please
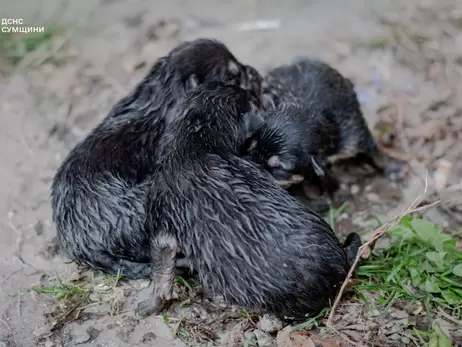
185,74 -> 199,91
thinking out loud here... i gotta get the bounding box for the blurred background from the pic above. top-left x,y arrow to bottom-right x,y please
0,0 -> 461,346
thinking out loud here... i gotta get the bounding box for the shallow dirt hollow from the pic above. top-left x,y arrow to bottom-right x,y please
0,0 -> 461,346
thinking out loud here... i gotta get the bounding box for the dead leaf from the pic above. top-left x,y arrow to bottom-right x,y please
276,326 -> 292,347
405,118 -> 447,140
311,334 -> 346,347
68,270 -> 85,282
380,147 -> 411,162
344,279 -> 358,288
221,320 -> 252,347
33,316 -> 58,339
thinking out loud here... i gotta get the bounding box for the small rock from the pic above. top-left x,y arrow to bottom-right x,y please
389,309 -> 408,319
401,336 -> 411,344
350,184 -> 360,195
366,193 -> 381,203
254,330 -> 274,347
44,340 -> 55,347
130,279 -> 150,290
0,341 -> 7,347
70,325 -> 91,344
243,331 -> 257,343
188,306 -> 210,320
259,314 -> 283,333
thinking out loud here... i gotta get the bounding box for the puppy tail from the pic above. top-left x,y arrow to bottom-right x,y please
343,232 -> 362,269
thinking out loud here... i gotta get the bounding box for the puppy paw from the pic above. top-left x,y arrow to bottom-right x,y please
135,297 -> 166,318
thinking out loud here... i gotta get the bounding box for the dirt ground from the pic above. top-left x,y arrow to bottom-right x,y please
0,0 -> 461,346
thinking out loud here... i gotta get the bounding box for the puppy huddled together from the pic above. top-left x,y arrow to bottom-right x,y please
51,38 -> 386,320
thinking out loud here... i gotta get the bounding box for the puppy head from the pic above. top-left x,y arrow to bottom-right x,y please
174,81 -> 264,151
266,154 -> 304,188
167,39 -> 262,100
242,125 -> 302,188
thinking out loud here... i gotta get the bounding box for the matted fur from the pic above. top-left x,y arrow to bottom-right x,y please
51,39 -> 263,279
243,59 -> 381,194
136,81 -> 361,319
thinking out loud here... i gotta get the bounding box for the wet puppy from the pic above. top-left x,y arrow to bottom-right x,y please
242,103 -> 342,197
243,59 -> 382,196
51,38 -> 263,279
136,81 -> 361,319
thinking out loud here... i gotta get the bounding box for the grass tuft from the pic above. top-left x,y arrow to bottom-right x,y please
0,22 -> 72,68
24,270 -> 124,329
292,307 -> 330,332
355,215 -> 462,321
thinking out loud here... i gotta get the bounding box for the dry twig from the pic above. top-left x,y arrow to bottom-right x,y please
326,173 -> 442,344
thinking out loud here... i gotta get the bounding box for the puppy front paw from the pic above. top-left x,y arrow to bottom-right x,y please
135,297 -> 167,318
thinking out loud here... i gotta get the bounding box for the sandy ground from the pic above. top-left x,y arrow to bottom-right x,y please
0,0 -> 461,346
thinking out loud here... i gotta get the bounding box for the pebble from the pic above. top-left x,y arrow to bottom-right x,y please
254,329 -> 275,347
366,193 -> 381,203
130,279 -> 150,290
259,314 -> 283,333
70,325 -> 91,344
389,309 -> 408,319
350,184 -> 360,195
243,331 -> 257,342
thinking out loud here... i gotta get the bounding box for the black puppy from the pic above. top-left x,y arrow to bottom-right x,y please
243,59 -> 382,196
135,81 -> 361,319
243,103 -> 342,196
51,38 -> 263,279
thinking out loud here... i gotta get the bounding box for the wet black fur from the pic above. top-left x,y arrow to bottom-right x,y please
243,103 -> 342,195
137,81 -> 361,319
243,59 -> 381,195
51,38 -> 263,279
